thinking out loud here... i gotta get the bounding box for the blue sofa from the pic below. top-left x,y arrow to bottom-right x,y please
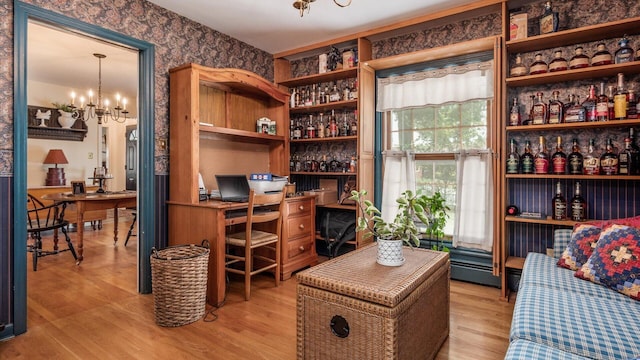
505,229 -> 640,360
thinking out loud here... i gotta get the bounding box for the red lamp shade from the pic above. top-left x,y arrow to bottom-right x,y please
43,149 -> 69,186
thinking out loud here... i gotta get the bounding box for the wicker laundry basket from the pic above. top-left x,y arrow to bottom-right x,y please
150,242 -> 209,327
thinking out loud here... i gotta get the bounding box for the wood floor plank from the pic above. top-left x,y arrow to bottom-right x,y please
1,221 -> 515,359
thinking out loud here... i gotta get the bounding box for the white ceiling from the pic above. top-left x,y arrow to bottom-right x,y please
27,0 -> 476,113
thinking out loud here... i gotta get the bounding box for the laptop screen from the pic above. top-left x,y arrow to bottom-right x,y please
215,175 -> 250,202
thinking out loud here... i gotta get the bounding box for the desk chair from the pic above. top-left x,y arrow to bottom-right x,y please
125,210 -> 137,246
27,194 -> 77,271
225,190 -> 284,301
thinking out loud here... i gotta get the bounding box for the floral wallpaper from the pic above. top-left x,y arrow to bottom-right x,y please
0,0 -> 274,176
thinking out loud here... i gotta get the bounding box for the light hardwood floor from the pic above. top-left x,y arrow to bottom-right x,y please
0,220 -> 515,359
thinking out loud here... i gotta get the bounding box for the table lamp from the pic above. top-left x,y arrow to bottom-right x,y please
43,149 -> 69,186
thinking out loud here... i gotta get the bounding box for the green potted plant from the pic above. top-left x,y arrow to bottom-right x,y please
422,192 -> 451,252
349,189 -> 432,266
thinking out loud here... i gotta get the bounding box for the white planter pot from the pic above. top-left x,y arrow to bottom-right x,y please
57,110 -> 76,128
376,238 -> 405,266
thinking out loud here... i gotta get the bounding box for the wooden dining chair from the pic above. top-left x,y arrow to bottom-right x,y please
225,190 -> 284,301
27,194 -> 77,271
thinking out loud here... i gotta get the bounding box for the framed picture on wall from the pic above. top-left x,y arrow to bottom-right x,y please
71,181 -> 86,195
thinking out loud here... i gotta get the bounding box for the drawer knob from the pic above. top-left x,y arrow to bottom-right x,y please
298,224 -> 305,229
298,205 -> 305,211
299,245 -> 305,251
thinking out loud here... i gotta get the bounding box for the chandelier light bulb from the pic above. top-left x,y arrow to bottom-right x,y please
70,91 -> 76,105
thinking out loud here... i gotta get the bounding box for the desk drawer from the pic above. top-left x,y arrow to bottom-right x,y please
285,236 -> 314,261
287,215 -> 312,238
286,199 -> 312,217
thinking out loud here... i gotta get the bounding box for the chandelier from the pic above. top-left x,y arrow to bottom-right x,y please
69,53 -> 129,124
293,0 -> 352,17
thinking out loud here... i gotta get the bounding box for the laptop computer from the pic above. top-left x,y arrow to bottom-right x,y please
215,174 -> 251,202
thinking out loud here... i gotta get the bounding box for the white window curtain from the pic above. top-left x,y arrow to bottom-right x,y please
376,60 -> 493,111
381,151 -> 415,224
453,150 -> 494,251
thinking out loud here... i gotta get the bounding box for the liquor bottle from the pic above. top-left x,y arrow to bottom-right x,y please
319,84 -> 326,104
521,140 -> 535,174
548,90 -> 564,124
591,43 -> 613,66
599,138 -> 618,175
506,138 -> 520,174
619,137 -> 633,175
306,115 -> 316,139
539,1 -> 559,34
290,88 -> 297,108
531,92 -> 548,125
569,46 -> 590,69
350,110 -> 358,136
551,136 -> 567,174
534,136 -> 549,174
608,85 -> 616,120
596,82 -> 609,121
350,79 -> 358,100
552,181 -> 567,220
548,50 -> 568,72
310,155 -> 319,172
509,98 -> 521,126
329,156 -> 340,172
317,113 -> 325,138
324,115 -> 331,138
529,53 -> 548,75
613,73 -> 628,120
342,83 -> 350,101
292,118 -> 302,140
583,139 -> 600,175
564,95 -> 586,123
570,182 -> 587,222
323,84 -> 330,104
615,36 -> 634,64
627,90 -> 638,119
630,128 -> 640,175
582,85 -> 598,122
349,156 -> 357,173
329,110 -> 338,137
340,111 -> 350,137
304,87 -> 313,106
567,138 -> 583,175
329,83 -> 341,102
510,54 -> 528,77
524,94 -> 536,125
319,155 -> 328,172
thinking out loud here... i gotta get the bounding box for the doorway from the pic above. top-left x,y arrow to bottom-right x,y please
13,1 -> 155,335
126,126 -> 138,191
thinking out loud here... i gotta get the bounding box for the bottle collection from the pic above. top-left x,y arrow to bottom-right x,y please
552,181 -> 587,221
506,128 -> 640,176
290,152 -> 357,174
509,73 -> 638,126
289,79 -> 357,109
290,110 -> 357,140
509,36 -> 640,78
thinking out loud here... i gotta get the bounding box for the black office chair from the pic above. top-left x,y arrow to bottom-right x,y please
27,194 -> 77,271
125,210 -> 137,246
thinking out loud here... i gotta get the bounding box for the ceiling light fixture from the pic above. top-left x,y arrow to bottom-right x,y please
293,0 -> 352,17
69,53 -> 129,124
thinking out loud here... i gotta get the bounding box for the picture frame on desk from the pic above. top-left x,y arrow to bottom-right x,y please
71,181 -> 86,195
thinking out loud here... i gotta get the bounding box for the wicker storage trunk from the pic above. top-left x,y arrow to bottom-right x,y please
296,244 -> 450,360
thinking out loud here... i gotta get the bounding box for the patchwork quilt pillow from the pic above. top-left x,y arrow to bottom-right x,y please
557,224 -> 602,270
575,224 -> 640,300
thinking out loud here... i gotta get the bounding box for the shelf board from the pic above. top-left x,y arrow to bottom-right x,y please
290,100 -> 358,114
505,215 -> 578,226
505,256 -> 525,270
291,136 -> 357,143
506,62 -> 640,87
506,174 -> 640,180
199,125 -> 285,144
27,125 -> 88,141
290,171 -> 357,176
506,118 -> 640,132
278,68 -> 358,88
506,16 -> 640,54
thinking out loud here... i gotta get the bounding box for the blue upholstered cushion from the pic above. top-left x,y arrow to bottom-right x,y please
504,339 -> 592,360
511,253 -> 640,360
553,229 -> 572,259
557,224 -> 602,270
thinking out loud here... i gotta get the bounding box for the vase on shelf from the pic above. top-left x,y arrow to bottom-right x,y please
57,110 -> 76,128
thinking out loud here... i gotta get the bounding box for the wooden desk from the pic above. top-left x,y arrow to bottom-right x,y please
44,191 -> 137,263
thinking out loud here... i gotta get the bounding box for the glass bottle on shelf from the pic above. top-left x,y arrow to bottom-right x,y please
551,136 -> 567,174
630,128 -> 640,175
521,140 -> 535,174
615,36 -> 634,64
552,181 -> 567,220
608,85 -> 616,120
596,82 -> 609,121
318,84 -> 326,105
524,94 -> 536,125
619,137 -> 633,175
570,182 -> 587,222
293,118 -> 302,140
583,139 -> 600,175
329,156 -> 340,173
329,83 -> 341,102
290,88 -> 297,108
565,94 -> 586,123
531,92 -> 548,125
569,46 -> 590,69
614,73 -> 628,120
350,79 -> 358,100
591,43 -> 613,66
329,110 -> 338,137
600,138 -> 619,175
540,1 -> 559,34
506,138 -> 520,174
340,111 -> 350,137
323,84 -> 330,104
529,53 -> 548,75
567,138 -> 583,175
548,50 -> 568,72
310,155 -> 319,172
294,154 -> 302,172
582,84 -> 598,122
509,98 -> 521,126
350,110 -> 358,136
548,90 -> 564,124
306,115 -> 315,139
627,90 -> 638,119
342,83 -> 350,101
317,113 -> 325,138
510,54 -> 527,77
319,155 -> 328,172
349,156 -> 357,173
534,136 -> 549,174
304,87 -> 313,106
